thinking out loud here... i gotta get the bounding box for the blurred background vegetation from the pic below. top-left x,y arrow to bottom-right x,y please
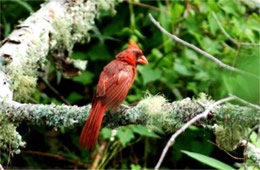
0,0 -> 259,169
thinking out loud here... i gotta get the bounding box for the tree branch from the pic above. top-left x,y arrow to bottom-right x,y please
2,94 -> 259,165
230,94 -> 260,110
1,95 -> 259,130
148,13 -> 259,80
154,96 -> 235,170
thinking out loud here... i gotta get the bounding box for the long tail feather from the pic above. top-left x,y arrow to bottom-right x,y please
80,100 -> 106,149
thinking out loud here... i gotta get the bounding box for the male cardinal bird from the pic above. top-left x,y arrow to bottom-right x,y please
80,41 -> 148,149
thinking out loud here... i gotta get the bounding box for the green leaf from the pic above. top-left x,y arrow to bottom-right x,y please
138,65 -> 162,85
72,71 -> 94,85
218,0 -> 239,16
184,13 -> 201,37
202,37 -> 221,54
247,14 -> 260,32
88,43 -> 111,61
70,52 -> 87,60
244,28 -> 255,43
134,29 -> 145,39
130,164 -> 142,170
171,3 -> 184,24
117,126 -> 135,147
208,13 -> 218,35
250,130 -> 260,148
159,3 -> 174,52
67,92 -> 83,103
239,166 -> 260,170
11,0 -> 34,13
182,150 -> 235,170
131,125 -> 160,138
208,0 -> 218,11
100,128 -> 112,140
187,82 -> 198,94
194,71 -> 209,81
151,48 -> 163,59
223,48 -> 260,104
2,15 -> 11,37
174,62 -> 192,76
185,48 -> 198,61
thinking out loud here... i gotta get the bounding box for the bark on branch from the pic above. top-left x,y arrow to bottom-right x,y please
1,94 -> 259,160
2,94 -> 259,135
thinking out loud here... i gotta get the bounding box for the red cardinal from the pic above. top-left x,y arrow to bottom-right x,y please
80,41 -> 148,149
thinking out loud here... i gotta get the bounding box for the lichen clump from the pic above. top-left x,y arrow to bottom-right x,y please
131,94 -> 178,132
138,94 -> 169,131
50,0 -> 122,54
5,45 -> 42,101
0,111 -> 25,156
124,93 -> 205,132
213,104 -> 260,151
214,124 -> 246,151
5,0 -> 122,101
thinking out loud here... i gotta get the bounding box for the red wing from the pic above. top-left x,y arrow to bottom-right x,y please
95,61 -> 135,111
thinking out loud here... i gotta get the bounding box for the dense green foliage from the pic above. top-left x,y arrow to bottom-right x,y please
1,0 -> 259,169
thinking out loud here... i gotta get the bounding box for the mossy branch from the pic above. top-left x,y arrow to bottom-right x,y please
1,94 -> 259,152
2,95 -> 258,129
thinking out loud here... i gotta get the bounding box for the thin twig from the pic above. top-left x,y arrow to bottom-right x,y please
40,77 -> 70,105
148,13 -> 259,80
21,150 -> 87,168
154,96 -> 235,170
230,94 -> 260,110
212,12 -> 260,46
208,140 -> 244,160
232,43 -> 241,67
90,141 -> 107,170
125,0 -> 170,15
153,50 -> 173,69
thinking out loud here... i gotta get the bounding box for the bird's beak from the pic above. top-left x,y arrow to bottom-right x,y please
136,55 -> 148,65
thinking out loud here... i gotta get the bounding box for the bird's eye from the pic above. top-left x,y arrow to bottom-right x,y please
134,51 -> 142,58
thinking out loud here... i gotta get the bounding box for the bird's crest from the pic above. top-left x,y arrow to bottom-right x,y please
128,40 -> 141,50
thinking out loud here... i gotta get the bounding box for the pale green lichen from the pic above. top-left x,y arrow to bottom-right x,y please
2,92 -> 259,156
10,73 -> 37,100
213,103 -> 260,151
50,0 -> 122,54
214,124 -> 247,151
5,23 -> 49,101
124,93 -> 259,152
5,0 -> 122,101
98,0 -> 123,16
0,111 -> 25,156
51,18 -> 73,53
135,93 -> 171,131
124,93 -> 203,132
50,0 -> 97,53
71,59 -> 88,70
4,102 -> 91,127
6,63 -> 38,101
